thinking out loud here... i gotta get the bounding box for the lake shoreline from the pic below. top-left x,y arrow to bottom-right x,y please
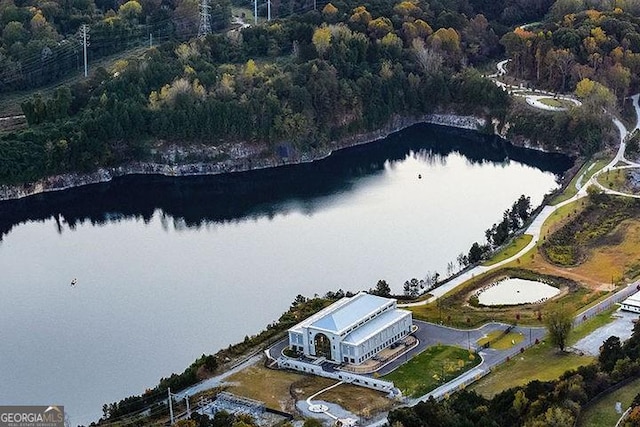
0,113 -> 488,202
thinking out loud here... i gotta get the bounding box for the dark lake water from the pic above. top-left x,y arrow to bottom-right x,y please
0,124 -> 572,425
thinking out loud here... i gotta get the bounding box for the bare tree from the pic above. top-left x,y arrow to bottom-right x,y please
412,38 -> 443,75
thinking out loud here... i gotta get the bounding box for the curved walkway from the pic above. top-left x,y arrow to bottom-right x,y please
525,94 -> 581,111
490,59 -> 582,111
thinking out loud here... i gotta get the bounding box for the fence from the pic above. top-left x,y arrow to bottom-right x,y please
422,332 -> 541,403
573,281 -> 640,327
276,358 -> 398,394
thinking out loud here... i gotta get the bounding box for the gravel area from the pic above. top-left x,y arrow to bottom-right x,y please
296,400 -> 358,424
572,310 -> 639,356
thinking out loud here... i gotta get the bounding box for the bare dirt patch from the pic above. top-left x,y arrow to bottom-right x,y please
531,194 -> 640,287
225,364 -> 302,413
225,363 -> 394,418
525,219 -> 640,288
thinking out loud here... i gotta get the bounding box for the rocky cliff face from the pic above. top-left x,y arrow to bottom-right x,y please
0,114 -> 486,201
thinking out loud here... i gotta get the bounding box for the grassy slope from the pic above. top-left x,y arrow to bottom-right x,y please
384,346 -> 479,398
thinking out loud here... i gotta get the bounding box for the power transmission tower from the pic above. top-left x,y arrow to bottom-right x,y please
254,0 -> 257,25
267,0 -> 271,21
198,0 -> 212,37
81,24 -> 90,77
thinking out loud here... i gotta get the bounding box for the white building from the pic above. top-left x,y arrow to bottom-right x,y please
288,292 -> 412,365
621,291 -> 640,313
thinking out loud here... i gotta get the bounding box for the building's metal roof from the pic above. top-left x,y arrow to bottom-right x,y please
289,292 -> 395,335
342,309 -> 412,346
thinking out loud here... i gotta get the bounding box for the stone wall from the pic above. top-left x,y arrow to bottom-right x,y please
0,114 -> 486,202
276,357 -> 399,395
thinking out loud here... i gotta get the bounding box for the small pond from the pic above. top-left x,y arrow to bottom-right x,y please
476,278 -> 560,306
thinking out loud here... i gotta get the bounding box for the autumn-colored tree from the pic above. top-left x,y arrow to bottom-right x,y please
312,25 -> 331,57
368,16 -> 393,38
393,1 -> 422,20
349,6 -> 371,25
119,0 -> 142,20
380,32 -> 403,56
322,2 -> 337,17
604,63 -> 631,100
575,78 -> 616,112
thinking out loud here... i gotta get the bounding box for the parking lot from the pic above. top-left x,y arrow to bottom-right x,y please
572,309 -> 640,356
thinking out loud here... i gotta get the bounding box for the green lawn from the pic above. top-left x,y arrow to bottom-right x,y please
578,377 -> 640,427
469,340 -> 593,398
477,331 -> 524,350
482,234 -> 532,266
596,169 -> 627,192
384,345 -> 479,397
538,97 -> 575,109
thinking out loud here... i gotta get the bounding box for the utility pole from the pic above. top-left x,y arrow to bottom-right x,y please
149,32 -> 153,48
198,0 -> 211,37
185,394 -> 191,418
254,0 -> 257,25
267,0 -> 271,21
313,0 -> 316,10
81,24 -> 89,77
168,388 -> 174,425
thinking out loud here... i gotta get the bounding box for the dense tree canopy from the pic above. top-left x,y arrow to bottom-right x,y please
1,0 -> 515,185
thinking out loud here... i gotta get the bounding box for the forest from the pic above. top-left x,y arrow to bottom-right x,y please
1,0 -> 639,187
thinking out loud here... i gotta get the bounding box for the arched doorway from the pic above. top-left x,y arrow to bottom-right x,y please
313,333 -> 332,360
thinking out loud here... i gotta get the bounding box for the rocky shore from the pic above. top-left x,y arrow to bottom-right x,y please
0,113 -> 486,201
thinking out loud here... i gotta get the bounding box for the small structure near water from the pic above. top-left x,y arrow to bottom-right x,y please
476,278 -> 560,306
